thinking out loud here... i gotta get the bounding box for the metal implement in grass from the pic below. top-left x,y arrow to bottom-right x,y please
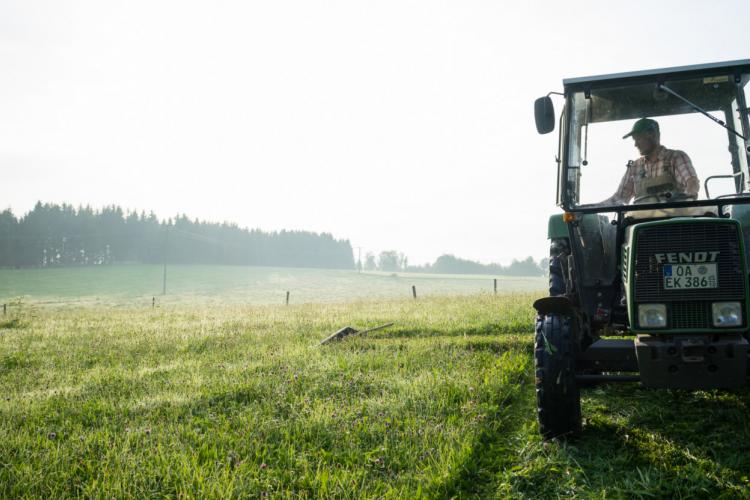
533,59 -> 750,440
318,323 -> 394,345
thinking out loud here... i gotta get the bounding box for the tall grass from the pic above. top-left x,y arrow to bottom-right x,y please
1,294 -> 749,497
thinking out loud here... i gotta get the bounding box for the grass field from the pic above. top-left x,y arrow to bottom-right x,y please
0,265 -> 546,306
2,293 -> 750,497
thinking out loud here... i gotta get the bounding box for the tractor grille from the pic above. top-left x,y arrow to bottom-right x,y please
633,221 -> 745,329
669,301 -> 711,329
634,222 -> 744,302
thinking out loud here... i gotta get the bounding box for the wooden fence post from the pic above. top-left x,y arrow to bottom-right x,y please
152,297 -> 155,308
412,285 -> 417,300
286,291 -> 290,305
494,279 -> 497,294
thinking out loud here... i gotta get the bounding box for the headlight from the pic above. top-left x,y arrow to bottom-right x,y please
712,302 -> 742,327
638,304 -> 667,328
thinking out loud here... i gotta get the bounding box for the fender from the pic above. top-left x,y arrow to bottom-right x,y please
548,214 -> 568,240
533,296 -> 574,316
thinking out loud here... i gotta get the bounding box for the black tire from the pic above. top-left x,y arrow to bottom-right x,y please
548,238 -> 569,296
535,314 -> 582,439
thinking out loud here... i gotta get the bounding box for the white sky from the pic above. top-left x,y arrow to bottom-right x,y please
2,0 -> 749,265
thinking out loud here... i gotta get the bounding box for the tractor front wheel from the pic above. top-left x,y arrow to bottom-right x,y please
535,314 -> 582,439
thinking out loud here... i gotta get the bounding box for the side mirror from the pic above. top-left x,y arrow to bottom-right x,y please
534,96 -> 555,134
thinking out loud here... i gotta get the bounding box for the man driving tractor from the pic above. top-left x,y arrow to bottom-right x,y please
601,118 -> 700,205
533,60 -> 750,439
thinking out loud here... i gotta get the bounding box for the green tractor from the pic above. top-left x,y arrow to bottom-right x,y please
533,59 -> 750,439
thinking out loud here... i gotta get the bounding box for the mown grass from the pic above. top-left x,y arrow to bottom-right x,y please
1,294 -> 750,498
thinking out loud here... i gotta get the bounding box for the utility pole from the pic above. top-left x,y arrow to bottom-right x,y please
356,246 -> 362,273
162,225 -> 168,295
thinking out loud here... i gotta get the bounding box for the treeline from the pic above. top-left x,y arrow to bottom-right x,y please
0,202 -> 355,269
364,252 -> 547,277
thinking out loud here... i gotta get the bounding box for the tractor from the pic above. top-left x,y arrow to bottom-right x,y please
533,59 -> 750,439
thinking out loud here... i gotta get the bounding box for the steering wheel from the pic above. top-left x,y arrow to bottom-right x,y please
633,192 -> 674,204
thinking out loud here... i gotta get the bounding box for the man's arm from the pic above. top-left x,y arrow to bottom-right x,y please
600,163 -> 634,205
671,150 -> 700,198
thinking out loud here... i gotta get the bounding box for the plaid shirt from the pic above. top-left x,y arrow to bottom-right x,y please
609,145 -> 699,204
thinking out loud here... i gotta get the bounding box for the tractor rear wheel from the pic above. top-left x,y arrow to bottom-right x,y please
535,314 -> 581,439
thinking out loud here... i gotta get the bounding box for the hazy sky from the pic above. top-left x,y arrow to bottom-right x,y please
2,1 -> 749,264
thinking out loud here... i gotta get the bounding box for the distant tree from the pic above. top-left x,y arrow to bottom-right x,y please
539,257 -> 550,275
409,253 -> 544,276
431,254 -> 499,274
0,209 -> 17,267
505,256 -> 544,276
378,250 -> 400,272
0,202 -> 356,270
406,261 -> 431,273
364,253 -> 377,271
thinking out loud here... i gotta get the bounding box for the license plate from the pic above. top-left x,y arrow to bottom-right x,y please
663,264 -> 718,289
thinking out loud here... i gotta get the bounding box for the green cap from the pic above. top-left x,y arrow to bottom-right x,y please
623,118 -> 659,139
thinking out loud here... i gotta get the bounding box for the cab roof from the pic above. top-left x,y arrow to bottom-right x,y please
563,59 -> 750,90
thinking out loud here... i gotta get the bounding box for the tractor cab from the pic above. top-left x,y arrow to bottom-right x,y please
532,60 -> 750,439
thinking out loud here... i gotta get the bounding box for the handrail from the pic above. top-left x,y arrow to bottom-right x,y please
704,171 -> 745,199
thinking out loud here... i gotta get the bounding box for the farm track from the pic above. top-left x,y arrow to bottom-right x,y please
1,293 -> 749,497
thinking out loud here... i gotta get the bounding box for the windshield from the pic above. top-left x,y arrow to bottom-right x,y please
563,73 -> 750,209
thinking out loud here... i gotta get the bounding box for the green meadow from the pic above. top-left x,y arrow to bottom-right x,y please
2,289 -> 750,497
0,265 -> 545,306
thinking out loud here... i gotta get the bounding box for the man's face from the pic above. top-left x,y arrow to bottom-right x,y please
633,131 -> 659,156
